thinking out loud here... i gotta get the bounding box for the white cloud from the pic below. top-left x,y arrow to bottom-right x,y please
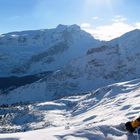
81,18 -> 140,41
92,16 -> 99,20
93,22 -> 135,40
136,22 -> 140,28
81,23 -> 91,28
112,15 -> 127,23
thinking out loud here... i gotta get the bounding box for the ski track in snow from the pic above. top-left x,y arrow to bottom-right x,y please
0,79 -> 140,140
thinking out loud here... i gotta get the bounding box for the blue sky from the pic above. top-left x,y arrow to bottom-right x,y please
0,0 -> 140,40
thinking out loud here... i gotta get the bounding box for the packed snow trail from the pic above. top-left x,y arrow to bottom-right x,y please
0,78 -> 140,139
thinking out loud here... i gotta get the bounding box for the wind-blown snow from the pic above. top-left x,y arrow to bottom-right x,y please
1,26 -> 140,140
0,79 -> 140,139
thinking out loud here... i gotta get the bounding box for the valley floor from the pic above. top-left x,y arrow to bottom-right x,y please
1,79 -> 140,140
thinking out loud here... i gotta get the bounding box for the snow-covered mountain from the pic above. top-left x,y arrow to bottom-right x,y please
0,24 -> 100,77
0,78 -> 140,140
1,25 -> 140,139
1,29 -> 140,104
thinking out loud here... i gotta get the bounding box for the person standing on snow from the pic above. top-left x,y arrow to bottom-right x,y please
125,117 -> 140,133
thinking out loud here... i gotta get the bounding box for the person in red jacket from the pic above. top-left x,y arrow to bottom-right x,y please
125,117 -> 140,133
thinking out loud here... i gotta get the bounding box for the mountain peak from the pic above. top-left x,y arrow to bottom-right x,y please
131,28 -> 140,32
56,24 -> 81,31
119,28 -> 140,39
56,24 -> 68,30
109,28 -> 140,44
68,24 -> 81,30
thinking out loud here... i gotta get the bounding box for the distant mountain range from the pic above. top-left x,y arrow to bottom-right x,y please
0,25 -> 140,105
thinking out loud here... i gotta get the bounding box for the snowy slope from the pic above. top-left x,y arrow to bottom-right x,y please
0,78 -> 140,139
1,27 -> 140,140
0,24 -> 100,77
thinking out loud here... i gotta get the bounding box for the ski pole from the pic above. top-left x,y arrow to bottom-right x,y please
136,128 -> 140,140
